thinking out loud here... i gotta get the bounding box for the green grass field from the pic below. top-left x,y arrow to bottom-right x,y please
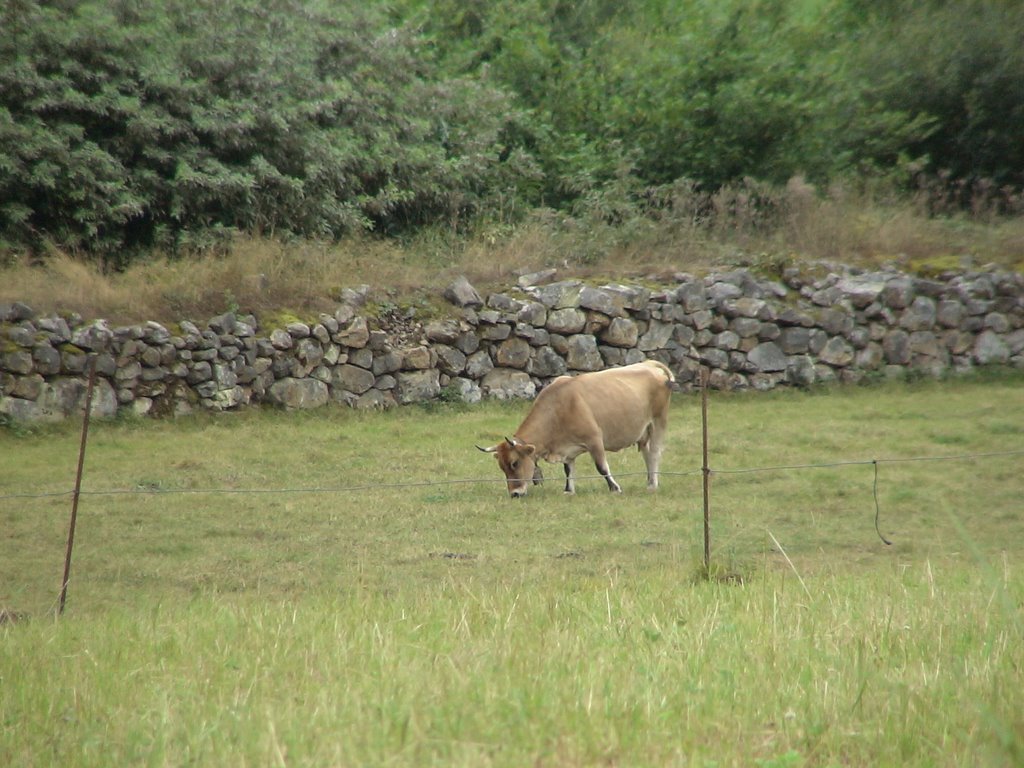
2,374 -> 1023,766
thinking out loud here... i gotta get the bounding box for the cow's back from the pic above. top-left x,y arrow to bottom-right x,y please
522,361 -> 673,454
571,362 -> 672,451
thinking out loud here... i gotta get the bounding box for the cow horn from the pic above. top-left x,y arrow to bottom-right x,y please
505,436 -> 517,447
476,444 -> 498,453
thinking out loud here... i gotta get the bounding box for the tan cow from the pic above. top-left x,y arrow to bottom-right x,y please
477,360 -> 675,497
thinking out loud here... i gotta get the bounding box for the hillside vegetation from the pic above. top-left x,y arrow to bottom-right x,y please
2,0 -> 1023,269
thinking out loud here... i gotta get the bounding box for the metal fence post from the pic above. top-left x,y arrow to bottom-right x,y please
59,355 -> 96,615
701,367 -> 711,573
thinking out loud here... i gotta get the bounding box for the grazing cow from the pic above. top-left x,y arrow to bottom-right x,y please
477,360 -> 675,498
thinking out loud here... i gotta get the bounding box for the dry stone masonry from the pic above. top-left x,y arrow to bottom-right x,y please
2,264 -> 1022,422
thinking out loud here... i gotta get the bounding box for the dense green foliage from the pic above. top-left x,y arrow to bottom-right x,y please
402,0 -> 1024,201
0,0 -> 537,257
2,0 -> 1022,258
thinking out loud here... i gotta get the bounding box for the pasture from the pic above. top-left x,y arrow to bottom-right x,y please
2,373 -> 1023,767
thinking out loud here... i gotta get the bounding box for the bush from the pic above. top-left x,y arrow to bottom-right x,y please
0,0 -> 538,258
845,0 -> 1024,208
2,0 -> 1022,261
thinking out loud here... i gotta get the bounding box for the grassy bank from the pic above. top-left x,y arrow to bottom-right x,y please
2,374 -> 1022,765
3,185 -> 1023,326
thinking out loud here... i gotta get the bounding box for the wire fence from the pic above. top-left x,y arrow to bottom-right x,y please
4,357 -> 1022,615
6,445 -> 1022,562
3,449 -> 1022,502
6,444 -> 1022,610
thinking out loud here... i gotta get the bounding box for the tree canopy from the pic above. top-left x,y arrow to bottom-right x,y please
1,0 -> 1022,259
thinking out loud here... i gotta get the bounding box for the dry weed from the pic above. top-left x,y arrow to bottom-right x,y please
2,188 -> 1021,327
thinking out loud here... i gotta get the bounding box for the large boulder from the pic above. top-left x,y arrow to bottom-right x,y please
782,358 -> 815,387
600,317 -> 639,348
3,378 -> 118,421
818,337 -> 854,367
481,368 -> 536,400
674,282 -> 708,312
835,274 -> 887,308
443,276 -> 484,309
268,378 -> 329,409
546,308 -> 586,335
747,342 -> 788,372
638,321 -> 674,352
335,317 -> 370,348
71,320 -> 114,352
446,377 -> 482,404
332,364 -> 375,395
528,346 -> 567,378
883,330 -> 912,365
565,335 -> 604,371
579,286 -> 628,317
395,370 -> 441,404
528,280 -> 583,309
495,337 -> 532,369
882,277 -> 915,310
899,296 -> 938,332
465,350 -> 494,379
973,330 -> 1010,365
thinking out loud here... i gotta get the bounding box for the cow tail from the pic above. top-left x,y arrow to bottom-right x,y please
654,360 -> 678,391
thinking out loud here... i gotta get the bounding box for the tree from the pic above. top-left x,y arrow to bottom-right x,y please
846,0 -> 1024,198
0,0 -> 539,258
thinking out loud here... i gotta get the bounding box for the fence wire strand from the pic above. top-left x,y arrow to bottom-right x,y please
3,449 -> 1021,502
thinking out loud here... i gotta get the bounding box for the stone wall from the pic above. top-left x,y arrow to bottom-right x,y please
2,264 -> 1023,422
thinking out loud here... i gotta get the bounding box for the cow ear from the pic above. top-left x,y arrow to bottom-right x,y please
520,443 -> 537,457
476,444 -> 498,454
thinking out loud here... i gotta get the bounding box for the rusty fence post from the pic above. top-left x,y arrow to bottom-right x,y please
59,355 -> 96,616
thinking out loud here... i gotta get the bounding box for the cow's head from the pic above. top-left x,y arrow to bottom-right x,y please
477,437 -> 539,498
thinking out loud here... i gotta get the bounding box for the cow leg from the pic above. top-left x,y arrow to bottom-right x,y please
563,461 -> 576,494
640,415 -> 667,490
590,446 -> 622,493
638,440 -> 660,489
533,464 -> 544,486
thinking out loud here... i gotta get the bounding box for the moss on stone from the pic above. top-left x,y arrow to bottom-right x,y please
907,254 -> 967,278
259,310 -> 309,332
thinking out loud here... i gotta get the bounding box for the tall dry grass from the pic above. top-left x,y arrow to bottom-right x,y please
2,182 -> 1022,326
